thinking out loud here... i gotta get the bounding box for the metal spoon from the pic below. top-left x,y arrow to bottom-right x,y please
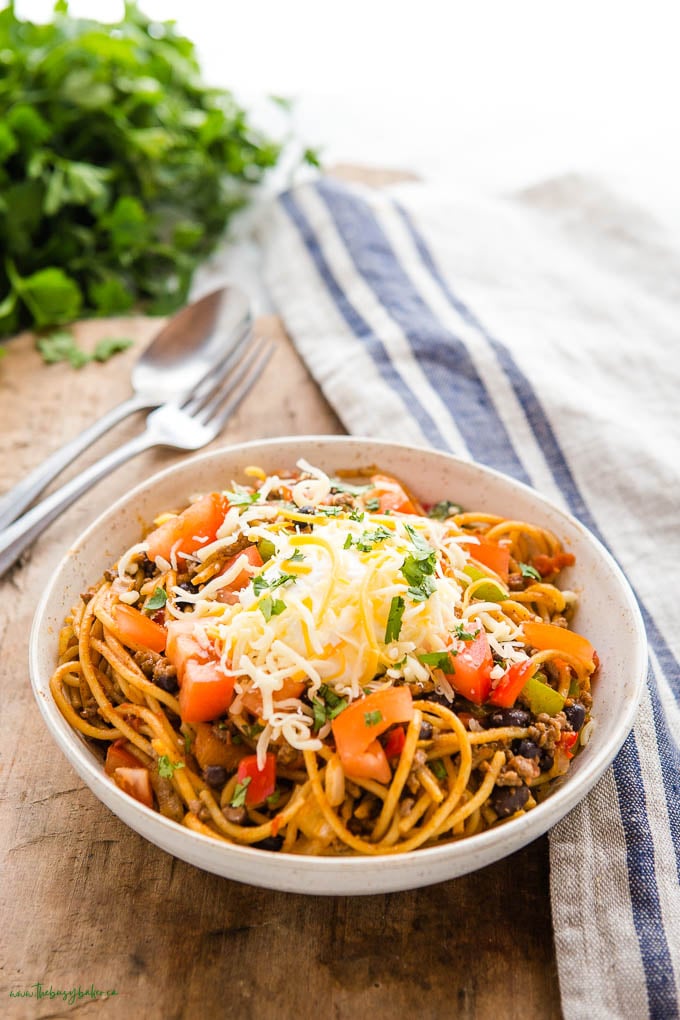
0,285 -> 251,530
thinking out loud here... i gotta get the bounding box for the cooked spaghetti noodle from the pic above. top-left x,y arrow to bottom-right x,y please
51,462 -> 597,855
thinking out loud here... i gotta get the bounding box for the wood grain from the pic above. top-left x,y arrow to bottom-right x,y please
0,281 -> 561,1019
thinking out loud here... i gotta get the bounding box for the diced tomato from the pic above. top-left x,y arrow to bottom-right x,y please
165,619 -> 235,723
145,492 -> 229,563
112,766 -> 153,809
332,687 -> 413,783
216,545 -> 263,604
383,725 -> 406,759
532,552 -> 576,577
105,739 -> 142,775
236,753 -> 276,806
461,537 -> 510,582
522,621 -> 595,668
240,677 -> 306,716
444,630 -> 494,704
342,739 -> 391,784
178,658 -> 235,723
488,660 -> 536,708
113,603 -> 167,653
369,474 -> 420,515
165,618 -> 210,663
559,731 -> 579,759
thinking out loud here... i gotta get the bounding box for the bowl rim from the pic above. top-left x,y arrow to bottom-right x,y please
29,434 -> 648,880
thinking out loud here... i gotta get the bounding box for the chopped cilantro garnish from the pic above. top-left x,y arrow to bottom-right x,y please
266,788 -> 281,808
401,526 -> 438,603
385,595 -> 405,643
520,562 -> 542,581
329,480 -> 372,496
365,497 -> 380,512
347,525 -> 393,553
144,586 -> 167,613
244,723 -> 264,740
406,574 -> 436,603
343,534 -> 353,550
431,759 -> 447,780
289,548 -> 304,562
317,505 -> 342,516
157,755 -> 185,779
311,683 -> 349,731
349,507 -> 365,522
260,596 -> 286,621
230,776 -> 252,807
418,650 -> 453,671
224,490 -> 261,508
428,500 -> 462,521
364,709 -> 383,727
253,571 -> 296,596
453,623 -> 478,641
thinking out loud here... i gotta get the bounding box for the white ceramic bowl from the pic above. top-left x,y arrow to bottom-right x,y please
30,436 -> 647,895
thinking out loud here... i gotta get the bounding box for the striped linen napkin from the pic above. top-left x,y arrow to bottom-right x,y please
257,174 -> 680,1020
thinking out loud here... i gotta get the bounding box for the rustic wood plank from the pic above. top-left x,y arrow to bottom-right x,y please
0,278 -> 561,1019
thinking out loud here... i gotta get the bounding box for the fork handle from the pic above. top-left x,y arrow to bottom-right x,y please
0,392 -> 152,531
0,429 -> 156,579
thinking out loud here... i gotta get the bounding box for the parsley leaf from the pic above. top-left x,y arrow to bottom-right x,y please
364,709 -> 383,727
157,755 -> 185,779
144,587 -> 167,613
418,650 -> 453,671
0,3 -> 298,339
230,776 -> 252,808
520,562 -> 542,581
385,595 -> 405,643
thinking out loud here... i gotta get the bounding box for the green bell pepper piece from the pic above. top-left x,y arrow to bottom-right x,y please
521,675 -> 565,716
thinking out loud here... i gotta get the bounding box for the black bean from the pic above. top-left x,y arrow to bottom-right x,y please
486,707 -> 532,729
141,555 -> 157,577
564,702 -> 586,731
298,505 -> 316,515
539,751 -> 554,773
491,785 -> 531,818
253,835 -> 284,851
514,739 -> 541,759
203,765 -> 228,788
154,671 -> 178,694
419,721 -> 434,741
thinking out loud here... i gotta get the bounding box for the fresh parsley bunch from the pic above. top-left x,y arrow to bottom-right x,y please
0,1 -> 306,338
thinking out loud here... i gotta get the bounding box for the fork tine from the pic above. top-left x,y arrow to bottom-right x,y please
181,320 -> 253,415
198,339 -> 275,432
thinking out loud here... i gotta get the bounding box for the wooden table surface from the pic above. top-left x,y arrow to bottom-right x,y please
0,276 -> 562,1020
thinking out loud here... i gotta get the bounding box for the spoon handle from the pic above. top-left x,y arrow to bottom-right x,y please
0,393 -> 151,530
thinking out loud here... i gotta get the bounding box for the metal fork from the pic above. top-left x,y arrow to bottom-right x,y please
0,332 -> 274,579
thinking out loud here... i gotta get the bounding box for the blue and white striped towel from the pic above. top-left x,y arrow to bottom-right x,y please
258,174 -> 680,1020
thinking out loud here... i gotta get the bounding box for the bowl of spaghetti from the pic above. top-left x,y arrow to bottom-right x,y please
30,436 -> 646,894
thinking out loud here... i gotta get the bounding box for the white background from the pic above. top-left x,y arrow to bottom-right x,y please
16,0 -> 680,235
